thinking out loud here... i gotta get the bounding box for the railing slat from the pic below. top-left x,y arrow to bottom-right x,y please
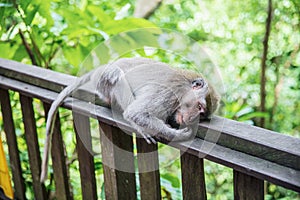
0,88 -> 26,200
234,170 -> 264,200
174,138 -> 300,192
197,117 -> 300,171
0,58 -> 105,106
2,58 -> 299,170
73,113 -> 97,200
1,74 -> 300,193
181,151 -> 206,200
99,122 -> 137,200
0,75 -> 300,192
19,95 -> 47,199
43,103 -> 73,200
136,138 -> 161,199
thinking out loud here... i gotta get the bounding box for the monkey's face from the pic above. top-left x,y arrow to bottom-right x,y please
175,100 -> 206,125
175,78 -> 208,125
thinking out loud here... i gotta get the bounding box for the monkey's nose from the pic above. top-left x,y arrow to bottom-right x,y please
199,106 -> 206,114
200,110 -> 208,119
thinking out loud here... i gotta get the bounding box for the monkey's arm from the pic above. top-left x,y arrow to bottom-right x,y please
123,98 -> 194,142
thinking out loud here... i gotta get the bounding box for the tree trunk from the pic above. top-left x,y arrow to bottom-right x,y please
134,0 -> 162,19
260,0 -> 273,128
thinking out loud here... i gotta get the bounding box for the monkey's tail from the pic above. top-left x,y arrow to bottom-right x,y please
40,71 -> 94,183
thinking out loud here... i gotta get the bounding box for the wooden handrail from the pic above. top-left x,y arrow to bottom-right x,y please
0,58 -> 299,199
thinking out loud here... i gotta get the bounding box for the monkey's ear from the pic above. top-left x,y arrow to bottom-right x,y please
205,90 -> 221,118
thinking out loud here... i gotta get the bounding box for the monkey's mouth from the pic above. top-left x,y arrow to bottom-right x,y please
171,103 -> 207,127
199,106 -> 209,119
183,110 -> 205,125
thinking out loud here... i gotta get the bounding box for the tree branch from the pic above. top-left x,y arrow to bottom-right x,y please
134,0 -> 162,19
260,0 -> 273,128
270,45 -> 300,125
19,29 -> 38,66
28,32 -> 46,66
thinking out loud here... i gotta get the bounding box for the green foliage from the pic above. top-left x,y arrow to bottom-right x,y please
0,0 -> 155,73
205,161 -> 233,200
152,0 -> 300,137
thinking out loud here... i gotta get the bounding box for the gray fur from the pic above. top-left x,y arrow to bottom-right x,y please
40,57 -> 219,182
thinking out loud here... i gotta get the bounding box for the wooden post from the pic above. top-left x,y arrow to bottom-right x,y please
234,170 -> 264,200
20,95 -> 47,200
99,122 -> 137,200
137,138 -> 161,199
0,89 -> 26,200
73,113 -> 97,200
43,103 -> 72,200
181,151 -> 206,200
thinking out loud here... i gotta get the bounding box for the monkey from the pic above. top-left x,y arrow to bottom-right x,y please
40,57 -> 220,182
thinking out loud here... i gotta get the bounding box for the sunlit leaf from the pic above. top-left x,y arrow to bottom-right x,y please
0,42 -> 19,59
24,4 -> 40,25
161,173 -> 180,188
87,5 -> 112,24
104,18 -> 156,35
63,44 -> 90,68
235,106 -> 253,117
37,1 -> 53,27
12,45 -> 28,61
238,111 -> 269,122
19,0 -> 31,11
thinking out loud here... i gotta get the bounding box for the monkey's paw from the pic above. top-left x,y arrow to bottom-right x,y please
172,127 -> 194,141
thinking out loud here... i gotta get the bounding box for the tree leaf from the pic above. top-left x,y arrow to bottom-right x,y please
63,44 -> 90,68
0,42 -> 19,59
238,112 -> 269,122
161,173 -> 180,188
24,4 -> 40,25
104,18 -> 156,35
87,5 -> 112,24
12,45 -> 28,61
108,29 -> 160,56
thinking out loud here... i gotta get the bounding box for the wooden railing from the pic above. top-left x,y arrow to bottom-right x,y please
0,58 -> 299,200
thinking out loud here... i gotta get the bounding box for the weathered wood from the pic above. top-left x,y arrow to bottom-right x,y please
43,103 -> 73,200
181,151 -> 206,200
99,122 -> 137,200
0,75 -> 299,192
19,95 -> 47,199
0,58 -> 73,93
73,113 -> 97,200
234,170 -> 264,200
0,88 -> 26,200
1,58 -> 299,170
0,70 -> 300,191
197,117 -> 300,171
174,139 -> 300,193
0,58 -> 106,106
136,138 -> 161,199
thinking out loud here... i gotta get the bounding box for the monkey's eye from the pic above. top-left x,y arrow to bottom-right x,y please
192,78 -> 205,89
198,102 -> 206,113
198,102 -> 202,110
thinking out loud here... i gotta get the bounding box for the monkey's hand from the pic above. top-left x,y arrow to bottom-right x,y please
130,123 -> 157,144
137,124 -> 194,142
170,127 -> 194,141
124,109 -> 194,143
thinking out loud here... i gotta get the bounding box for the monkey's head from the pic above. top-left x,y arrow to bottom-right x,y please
174,78 -> 209,125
